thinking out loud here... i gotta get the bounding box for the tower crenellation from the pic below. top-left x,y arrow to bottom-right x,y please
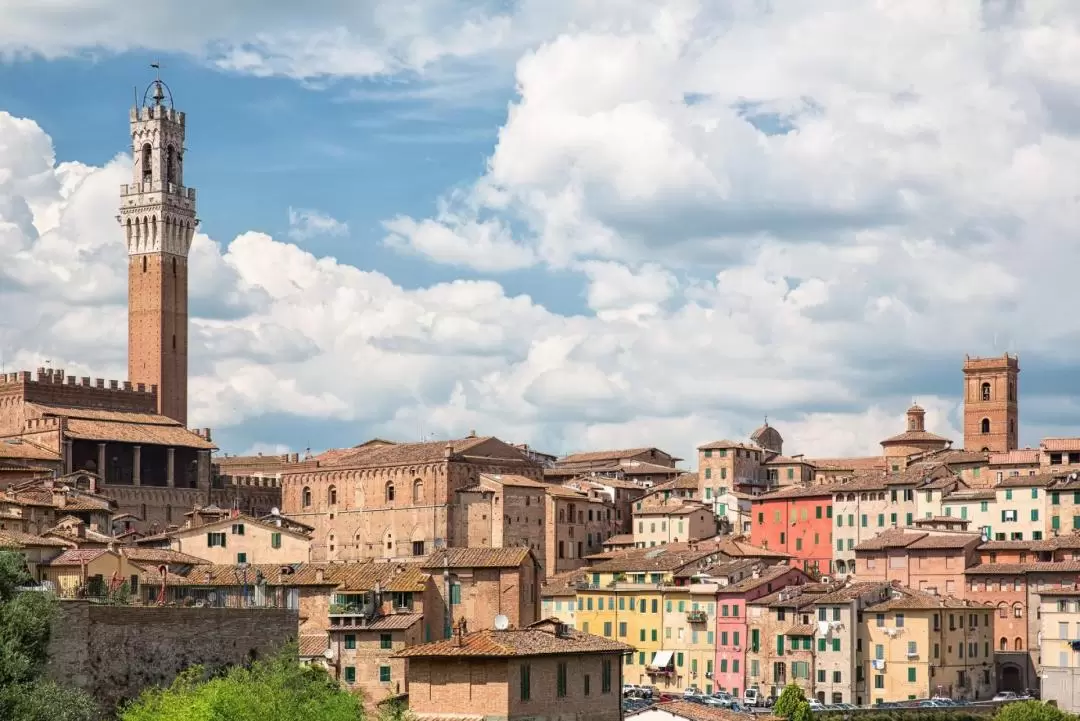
120,75 -> 193,426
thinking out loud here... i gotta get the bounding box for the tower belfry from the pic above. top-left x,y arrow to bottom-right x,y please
118,71 -> 196,425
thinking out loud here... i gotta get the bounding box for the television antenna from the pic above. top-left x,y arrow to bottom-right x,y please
494,614 -> 509,631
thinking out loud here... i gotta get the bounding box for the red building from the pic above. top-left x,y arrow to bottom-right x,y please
750,485 -> 833,576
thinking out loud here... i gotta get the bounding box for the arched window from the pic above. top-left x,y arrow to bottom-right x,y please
328,485 -> 337,506
166,144 -> 176,185
413,479 -> 423,504
141,143 -> 152,183
981,418 -> 991,434
981,382 -> 991,401
385,482 -> 395,503
1013,603 -> 1023,618
1000,637 -> 1007,651
1014,637 -> 1023,651
998,603 -> 1007,618
302,487 -> 312,507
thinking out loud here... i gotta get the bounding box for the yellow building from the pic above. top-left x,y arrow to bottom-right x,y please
168,513 -> 311,565
572,543 -> 755,694
40,548 -> 144,597
1037,588 -> 1080,711
862,588 -> 995,703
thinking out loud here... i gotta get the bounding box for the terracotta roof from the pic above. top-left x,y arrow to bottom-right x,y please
477,473 -> 548,488
0,438 -> 60,462
170,513 -> 312,541
755,583 -> 837,608
1031,535 -> 1080,551
316,436 -> 510,470
298,634 -> 329,657
697,440 -> 762,451
990,449 -> 1040,465
1042,439 -> 1080,452
541,570 -> 588,598
587,541 -> 724,574
63,418 -> 214,450
639,699 -> 777,721
755,484 -> 836,501
812,582 -> 892,605
966,562 -> 1080,575
716,564 -> 801,593
786,624 -> 817,636
867,588 -> 991,611
545,485 -> 589,498
920,474 -> 965,490
635,503 -> 709,517
854,528 -> 981,552
122,548 -> 211,565
711,538 -> 791,559
560,448 -> 672,464
996,473 -> 1055,488
923,449 -> 988,465
764,455 -> 814,466
650,473 -> 699,491
622,462 -> 684,476
395,620 -> 632,658
914,516 -> 970,526
47,549 -> 112,565
880,430 -> 951,446
978,540 -> 1036,551
331,613 -> 423,631
146,561 -> 431,592
808,456 -> 887,471
603,534 -> 635,546
581,477 -> 650,490
0,530 -> 70,548
423,547 -> 534,569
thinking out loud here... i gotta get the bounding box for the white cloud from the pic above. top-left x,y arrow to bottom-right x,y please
8,3 -> 1080,463
286,207 -> 348,242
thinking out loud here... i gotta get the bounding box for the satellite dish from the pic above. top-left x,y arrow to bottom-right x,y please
494,614 -> 510,631
323,647 -> 334,660
270,507 -> 280,516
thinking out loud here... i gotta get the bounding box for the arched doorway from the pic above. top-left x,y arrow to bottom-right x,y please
1000,664 -> 1023,693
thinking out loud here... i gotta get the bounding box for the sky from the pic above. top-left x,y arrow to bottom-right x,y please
3,0 -> 1080,464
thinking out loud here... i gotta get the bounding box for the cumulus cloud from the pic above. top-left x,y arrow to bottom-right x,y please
287,207 -> 348,242
7,2 -> 1080,463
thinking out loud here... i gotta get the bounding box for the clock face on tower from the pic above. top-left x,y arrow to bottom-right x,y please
120,76 -> 195,427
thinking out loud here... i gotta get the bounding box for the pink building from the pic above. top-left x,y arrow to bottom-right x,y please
714,565 -> 810,698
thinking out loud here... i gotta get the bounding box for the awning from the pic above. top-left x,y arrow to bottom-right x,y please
650,650 -> 674,668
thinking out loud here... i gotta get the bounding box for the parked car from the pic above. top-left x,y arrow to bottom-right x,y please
994,692 -> 1019,702
918,700 -> 944,708
807,700 -> 825,711
684,686 -> 703,698
641,686 -> 659,699
744,688 -> 761,707
763,696 -> 777,708
623,684 -> 642,697
931,698 -> 955,705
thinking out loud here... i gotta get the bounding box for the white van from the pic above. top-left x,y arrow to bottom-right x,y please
744,688 -> 760,707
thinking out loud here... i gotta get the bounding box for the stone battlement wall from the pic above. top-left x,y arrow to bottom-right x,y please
0,368 -> 158,413
46,601 -> 297,711
963,353 -> 1020,371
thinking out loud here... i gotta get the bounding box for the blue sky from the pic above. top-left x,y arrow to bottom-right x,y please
3,2 -> 1080,462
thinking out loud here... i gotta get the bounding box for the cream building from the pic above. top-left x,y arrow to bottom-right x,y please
811,582 -> 893,706
1037,588 -> 1080,711
939,476 -> 1050,542
168,513 -> 312,564
862,589 -> 995,703
633,500 -> 716,548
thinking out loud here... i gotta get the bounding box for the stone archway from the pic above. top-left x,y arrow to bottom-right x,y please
1000,664 -> 1023,693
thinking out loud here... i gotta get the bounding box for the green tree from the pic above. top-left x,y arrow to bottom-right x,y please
774,683 -> 807,718
791,700 -> 812,721
377,697 -> 415,721
994,701 -> 1070,721
0,550 -> 101,721
120,645 -> 365,721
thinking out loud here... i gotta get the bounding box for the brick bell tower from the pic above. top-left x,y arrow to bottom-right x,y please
962,353 -> 1019,453
118,73 -> 196,425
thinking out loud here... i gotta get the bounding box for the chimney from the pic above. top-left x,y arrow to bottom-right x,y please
203,428 -> 212,442
315,567 -> 325,584
444,442 -> 453,459
468,429 -> 477,438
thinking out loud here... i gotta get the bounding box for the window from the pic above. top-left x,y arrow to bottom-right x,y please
907,667 -> 916,683
520,664 -> 531,701
981,418 -> 990,434
231,523 -> 244,536
874,675 -> 884,689
896,614 -> 905,628
328,485 -> 337,505
385,482 -> 395,502
583,674 -> 590,696
555,662 -> 567,697
450,583 -> 461,605
412,540 -> 425,556
344,666 -> 356,684
981,382 -> 991,401
206,532 -> 226,548
602,660 -> 612,693
236,552 -> 247,564
379,666 -> 391,683
270,532 -> 281,549
1032,509 -> 1040,522
344,634 -> 356,649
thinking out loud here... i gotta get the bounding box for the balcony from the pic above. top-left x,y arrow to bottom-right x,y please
646,666 -> 676,677
687,610 -> 709,623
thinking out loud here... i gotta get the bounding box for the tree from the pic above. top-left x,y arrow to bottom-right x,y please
377,697 -> 415,721
774,683 -> 807,718
0,550 -> 101,721
790,700 -> 812,721
994,701 -> 1070,721
120,645 -> 365,721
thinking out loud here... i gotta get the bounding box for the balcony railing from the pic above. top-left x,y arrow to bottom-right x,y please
646,666 -> 676,677
686,610 -> 709,623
